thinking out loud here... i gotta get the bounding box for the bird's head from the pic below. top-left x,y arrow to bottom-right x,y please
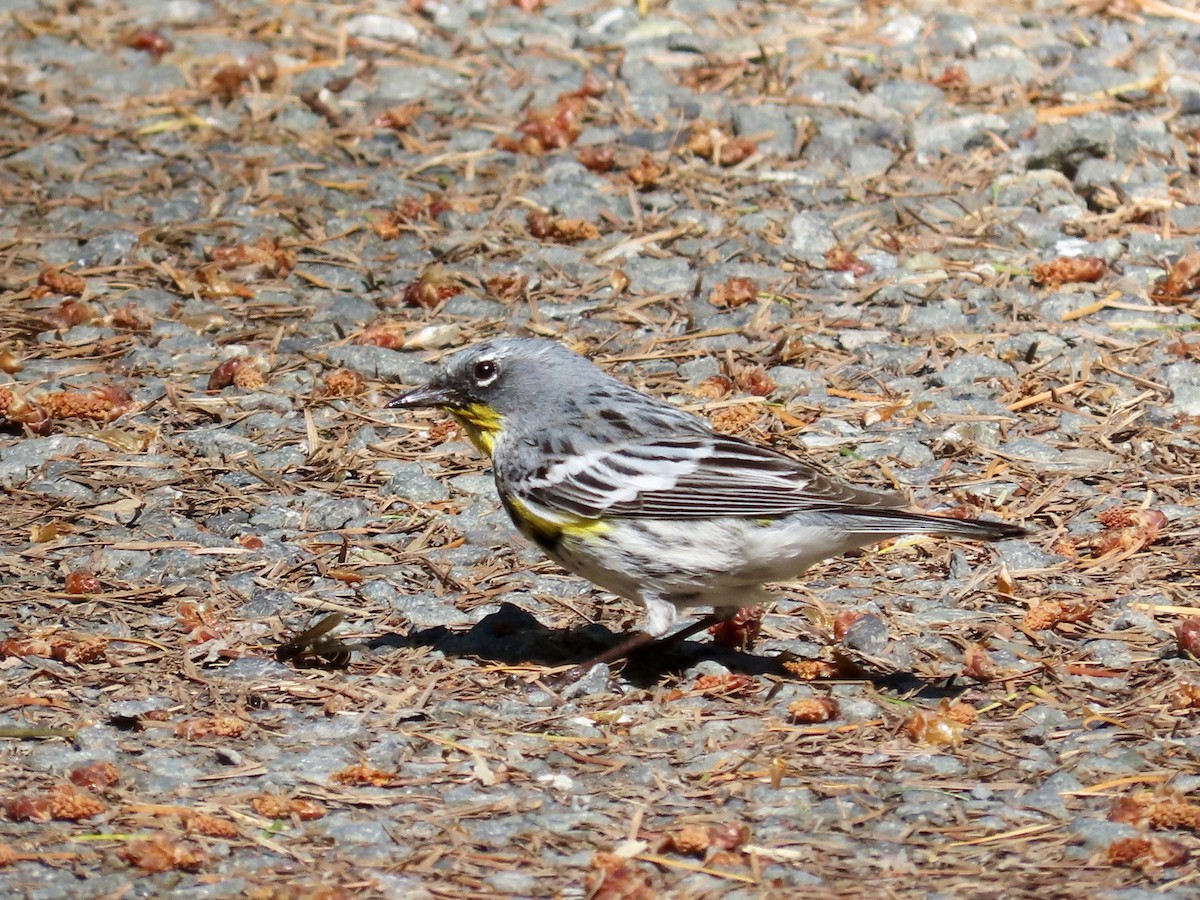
386,337 -> 589,454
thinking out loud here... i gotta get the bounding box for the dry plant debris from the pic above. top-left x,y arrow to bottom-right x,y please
626,154 -> 667,191
1151,252 -> 1200,303
5,786 -> 105,823
904,699 -> 978,748
1031,256 -> 1108,287
1105,835 -> 1189,872
684,673 -> 759,697
493,72 -> 606,154
526,210 -> 602,243
686,122 -> 758,167
1177,620 -> 1200,657
402,265 -> 464,308
68,762 -> 121,789
825,247 -> 875,276
787,697 -> 841,723
117,835 -> 209,873
320,369 -> 366,397
1,0 -> 1199,896
1021,599 -> 1098,631
1111,793 -> 1200,832
709,276 -> 760,309
250,794 -> 325,821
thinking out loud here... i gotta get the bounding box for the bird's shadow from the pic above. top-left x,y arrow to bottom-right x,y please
366,601 -> 961,695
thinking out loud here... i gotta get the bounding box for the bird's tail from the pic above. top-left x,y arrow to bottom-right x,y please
843,507 -> 1028,541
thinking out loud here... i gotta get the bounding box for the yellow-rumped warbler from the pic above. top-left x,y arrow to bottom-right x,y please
387,337 -> 1025,671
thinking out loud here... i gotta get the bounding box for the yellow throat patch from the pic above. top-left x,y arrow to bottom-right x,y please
450,403 -> 502,455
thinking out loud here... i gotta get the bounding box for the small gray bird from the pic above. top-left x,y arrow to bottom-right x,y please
388,337 -> 1025,672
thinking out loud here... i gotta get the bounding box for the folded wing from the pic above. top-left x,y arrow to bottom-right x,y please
518,433 -> 909,520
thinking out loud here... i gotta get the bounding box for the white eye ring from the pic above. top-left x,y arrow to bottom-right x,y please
472,357 -> 499,386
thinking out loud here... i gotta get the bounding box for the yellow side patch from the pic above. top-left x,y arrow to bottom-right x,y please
505,496 -> 608,544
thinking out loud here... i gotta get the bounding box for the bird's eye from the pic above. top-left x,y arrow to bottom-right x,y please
473,359 -> 498,384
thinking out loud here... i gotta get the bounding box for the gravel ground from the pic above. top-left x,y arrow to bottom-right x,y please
2,0 -> 1200,896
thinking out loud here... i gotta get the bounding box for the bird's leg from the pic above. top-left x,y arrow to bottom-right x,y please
569,629 -> 658,673
656,611 -> 725,649
551,611 -> 727,684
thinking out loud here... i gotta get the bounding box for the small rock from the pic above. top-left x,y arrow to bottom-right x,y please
785,212 -> 836,265
841,613 -> 889,657
560,664 -> 612,699
345,14 -> 420,43
380,461 -> 450,502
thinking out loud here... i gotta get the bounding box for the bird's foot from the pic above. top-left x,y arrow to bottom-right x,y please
543,664 -> 588,688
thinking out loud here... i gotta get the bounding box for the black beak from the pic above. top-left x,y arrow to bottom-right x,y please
385,383 -> 457,410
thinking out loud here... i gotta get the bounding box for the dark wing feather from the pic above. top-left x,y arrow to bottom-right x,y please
518,433 -> 910,521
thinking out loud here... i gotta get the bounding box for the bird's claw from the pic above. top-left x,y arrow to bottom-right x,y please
543,664 -> 587,689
